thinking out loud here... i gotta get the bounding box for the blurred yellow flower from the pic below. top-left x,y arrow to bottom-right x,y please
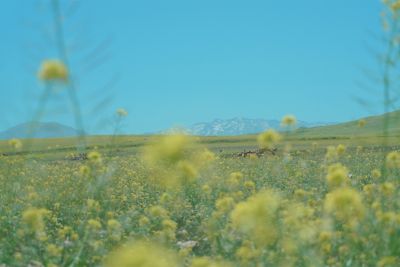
22,208 -> 49,232
326,163 -> 349,188
87,219 -> 102,231
324,187 -> 364,223
8,138 -> 22,150
38,60 -> 68,82
88,151 -> 102,164
381,182 -> 395,196
281,114 -> 297,127
336,144 -> 346,155
46,244 -> 62,257
257,129 -> 281,149
377,256 -> 398,267
215,196 -> 235,212
391,1 -> 400,12
107,219 -> 121,231
105,241 -> 180,267
372,169 -> 382,179
325,146 -> 338,161
116,108 -> 128,117
190,257 -> 231,267
145,134 -> 190,165
386,151 -> 400,168
231,190 -> 280,245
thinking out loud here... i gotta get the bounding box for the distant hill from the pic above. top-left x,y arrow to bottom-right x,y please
186,117 -> 330,136
292,110 -> 400,138
0,122 -> 80,140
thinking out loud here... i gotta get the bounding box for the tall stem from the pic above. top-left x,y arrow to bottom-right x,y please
381,17 -> 399,176
51,0 -> 86,151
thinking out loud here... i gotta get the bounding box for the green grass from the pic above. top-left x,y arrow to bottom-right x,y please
3,110 -> 400,158
291,110 -> 400,138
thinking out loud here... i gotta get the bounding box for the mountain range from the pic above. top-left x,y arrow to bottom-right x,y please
0,118 -> 331,140
186,118 -> 330,136
0,122 -> 80,140
1,111 -> 399,140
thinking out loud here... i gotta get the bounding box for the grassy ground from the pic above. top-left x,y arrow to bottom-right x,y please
1,127 -> 400,266
1,131 -> 399,159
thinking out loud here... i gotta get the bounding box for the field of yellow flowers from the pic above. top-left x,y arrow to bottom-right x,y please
3,0 -> 400,266
1,132 -> 400,267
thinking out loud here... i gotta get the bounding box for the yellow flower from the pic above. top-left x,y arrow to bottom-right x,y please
281,115 -> 297,127
116,108 -> 128,117
79,165 -> 90,176
22,208 -> 49,232
38,59 -> 68,81
324,187 -> 365,223
47,244 -> 62,257
227,172 -> 242,187
190,257 -> 231,267
149,134 -> 189,163
139,216 -> 150,226
391,1 -> 400,12
148,206 -> 168,218
235,245 -> 258,262
105,241 -> 180,267
326,163 -> 349,188
177,160 -> 198,181
336,144 -> 346,155
160,193 -> 171,204
372,169 -> 382,179
319,231 -> 332,242
87,219 -> 102,231
377,256 -> 398,267
215,196 -> 235,212
143,134 -> 213,188
8,138 -> 22,149
202,184 -> 212,194
107,219 -> 121,231
244,180 -> 256,191
294,189 -> 307,198
363,184 -> 375,197
162,219 -> 177,231
230,190 -> 280,245
230,172 -> 244,181
386,151 -> 400,168
87,199 -> 100,212
14,252 -> 22,261
88,151 -> 102,164
381,182 -> 395,196
197,149 -> 216,163
257,129 -> 281,149
325,146 -> 338,161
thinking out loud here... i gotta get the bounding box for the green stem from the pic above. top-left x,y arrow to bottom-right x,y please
51,0 -> 86,151
381,17 -> 399,177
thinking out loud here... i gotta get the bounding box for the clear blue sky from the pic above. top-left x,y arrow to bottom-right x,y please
0,0 -> 385,134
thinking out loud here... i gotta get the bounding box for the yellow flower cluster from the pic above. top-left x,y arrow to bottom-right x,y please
257,129 -> 281,149
4,127 -> 400,266
230,190 -> 280,245
281,114 -> 297,127
105,241 -> 180,267
324,187 -> 365,224
22,208 -> 49,233
116,108 -> 128,117
326,163 -> 349,188
38,60 -> 68,82
8,138 -> 22,150
386,151 -> 400,168
143,134 -> 215,187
